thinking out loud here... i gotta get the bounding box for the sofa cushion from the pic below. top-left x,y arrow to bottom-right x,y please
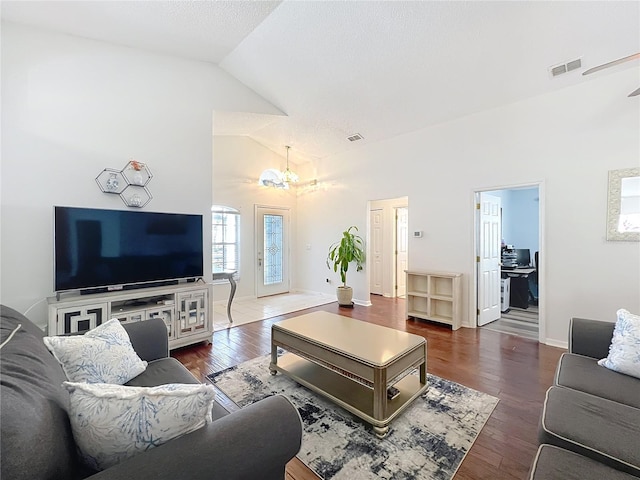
555,353 -> 640,409
539,386 -> 640,476
0,305 -> 79,480
64,381 -> 216,470
529,445 -> 639,480
597,309 -> 640,379
126,357 -> 199,386
44,318 -> 147,384
126,358 -> 230,421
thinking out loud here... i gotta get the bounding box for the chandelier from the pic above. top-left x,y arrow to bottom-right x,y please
258,145 -> 299,189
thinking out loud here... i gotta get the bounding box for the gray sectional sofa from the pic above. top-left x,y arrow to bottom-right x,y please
0,304 -> 303,480
529,317 -> 640,479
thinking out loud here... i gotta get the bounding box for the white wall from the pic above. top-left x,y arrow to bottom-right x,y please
487,187 -> 539,255
0,23 -> 281,327
505,188 -> 539,256
212,136 -> 297,302
296,66 -> 640,345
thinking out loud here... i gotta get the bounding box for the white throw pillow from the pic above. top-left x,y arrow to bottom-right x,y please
44,318 -> 147,384
64,382 -> 216,470
598,309 -> 640,379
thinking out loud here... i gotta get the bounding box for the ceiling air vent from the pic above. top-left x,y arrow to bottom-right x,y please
347,133 -> 364,142
549,58 -> 582,77
566,58 -> 582,72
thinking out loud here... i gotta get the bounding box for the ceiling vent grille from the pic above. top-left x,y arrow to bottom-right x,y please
549,58 -> 582,77
347,133 -> 364,142
566,59 -> 582,72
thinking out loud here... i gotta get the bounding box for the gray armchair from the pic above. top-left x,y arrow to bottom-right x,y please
1,305 -> 303,480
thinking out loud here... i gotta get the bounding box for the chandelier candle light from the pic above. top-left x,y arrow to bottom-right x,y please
259,145 -> 298,189
281,145 -> 299,184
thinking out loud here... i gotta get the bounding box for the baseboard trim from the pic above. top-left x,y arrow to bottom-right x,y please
214,291 -> 338,306
543,338 -> 568,349
213,294 -> 254,306
353,299 -> 373,307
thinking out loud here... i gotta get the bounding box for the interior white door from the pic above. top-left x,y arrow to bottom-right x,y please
395,207 -> 408,297
370,209 -> 383,295
256,206 -> 290,298
477,193 -> 502,326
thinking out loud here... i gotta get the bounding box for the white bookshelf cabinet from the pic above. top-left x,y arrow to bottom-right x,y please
405,271 -> 462,330
47,282 -> 213,350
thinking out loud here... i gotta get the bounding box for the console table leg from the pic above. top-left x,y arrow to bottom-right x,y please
212,271 -> 237,323
226,275 -> 236,323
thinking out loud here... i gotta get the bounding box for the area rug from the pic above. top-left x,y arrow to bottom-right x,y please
207,354 -> 499,480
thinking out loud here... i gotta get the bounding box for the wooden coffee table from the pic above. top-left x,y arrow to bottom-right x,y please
269,311 -> 427,438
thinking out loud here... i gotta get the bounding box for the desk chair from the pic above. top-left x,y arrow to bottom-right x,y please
530,251 -> 539,305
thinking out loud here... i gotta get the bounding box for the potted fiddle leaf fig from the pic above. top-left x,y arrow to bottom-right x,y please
326,226 -> 365,306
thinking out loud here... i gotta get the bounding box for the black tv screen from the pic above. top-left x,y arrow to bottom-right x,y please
54,206 -> 204,292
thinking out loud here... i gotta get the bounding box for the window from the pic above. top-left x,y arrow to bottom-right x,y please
211,206 -> 240,280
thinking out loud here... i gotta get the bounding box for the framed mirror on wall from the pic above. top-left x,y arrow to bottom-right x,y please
607,167 -> 640,241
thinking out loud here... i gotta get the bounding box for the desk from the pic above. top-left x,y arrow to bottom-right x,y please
501,268 -> 535,309
212,271 -> 237,323
502,267 -> 535,275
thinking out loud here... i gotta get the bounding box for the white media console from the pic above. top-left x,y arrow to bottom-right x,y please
47,281 -> 213,350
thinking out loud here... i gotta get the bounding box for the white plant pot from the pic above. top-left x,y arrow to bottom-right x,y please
336,286 -> 353,306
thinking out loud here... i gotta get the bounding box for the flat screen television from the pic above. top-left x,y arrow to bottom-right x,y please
54,206 -> 204,293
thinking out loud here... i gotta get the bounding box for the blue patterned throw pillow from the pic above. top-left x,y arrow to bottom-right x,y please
43,318 -> 147,384
598,309 -> 640,379
64,382 -> 216,470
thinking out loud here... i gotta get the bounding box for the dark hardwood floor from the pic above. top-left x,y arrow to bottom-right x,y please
171,295 -> 564,480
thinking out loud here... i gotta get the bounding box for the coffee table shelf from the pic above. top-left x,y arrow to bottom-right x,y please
273,353 -> 426,426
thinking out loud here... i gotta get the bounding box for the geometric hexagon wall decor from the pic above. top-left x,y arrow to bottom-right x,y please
120,184 -> 153,208
122,160 -> 152,187
96,168 -> 127,194
95,159 -> 153,208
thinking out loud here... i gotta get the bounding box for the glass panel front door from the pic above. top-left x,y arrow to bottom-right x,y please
263,214 -> 283,285
256,206 -> 290,297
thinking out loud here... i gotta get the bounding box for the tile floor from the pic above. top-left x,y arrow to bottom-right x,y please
213,291 -> 337,331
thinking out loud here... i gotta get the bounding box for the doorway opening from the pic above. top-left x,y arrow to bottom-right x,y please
474,185 -> 542,341
369,197 -> 408,298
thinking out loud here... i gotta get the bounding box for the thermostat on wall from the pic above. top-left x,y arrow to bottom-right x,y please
413,231 -> 423,238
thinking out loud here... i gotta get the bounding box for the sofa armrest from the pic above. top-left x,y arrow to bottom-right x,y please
88,395 -> 302,480
569,317 -> 615,359
122,319 -> 169,362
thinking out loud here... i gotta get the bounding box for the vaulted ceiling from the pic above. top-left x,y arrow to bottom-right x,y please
2,1 -> 639,165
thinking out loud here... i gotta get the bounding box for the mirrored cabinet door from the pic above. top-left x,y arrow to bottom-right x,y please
147,307 -> 176,340
177,290 -> 208,337
54,304 -> 108,334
